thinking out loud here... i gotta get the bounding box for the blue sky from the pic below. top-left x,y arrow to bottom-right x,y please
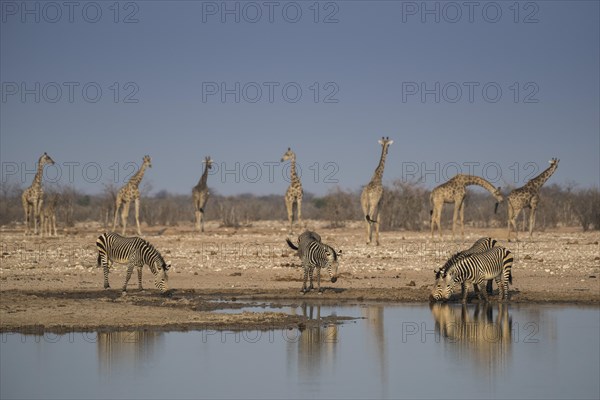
1,0 -> 598,196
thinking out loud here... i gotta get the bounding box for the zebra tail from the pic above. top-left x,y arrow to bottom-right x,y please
508,269 -> 513,285
97,253 -> 102,268
286,238 -> 299,250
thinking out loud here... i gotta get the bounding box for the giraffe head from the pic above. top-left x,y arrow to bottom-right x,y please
40,152 -> 55,166
204,156 -> 213,170
492,186 -> 503,213
142,155 -> 152,168
549,158 -> 560,167
378,136 -> 394,154
281,147 -> 295,162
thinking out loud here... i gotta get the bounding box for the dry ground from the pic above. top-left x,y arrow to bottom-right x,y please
1,220 -> 599,333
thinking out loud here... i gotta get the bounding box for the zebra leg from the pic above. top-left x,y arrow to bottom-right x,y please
308,267 -> 314,292
461,283 -> 469,304
301,265 -> 309,293
486,279 -> 494,295
100,256 -> 110,289
122,261 -> 136,294
317,267 -> 322,294
137,265 -> 144,291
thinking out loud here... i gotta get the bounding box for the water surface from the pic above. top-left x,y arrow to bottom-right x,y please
1,303 -> 598,399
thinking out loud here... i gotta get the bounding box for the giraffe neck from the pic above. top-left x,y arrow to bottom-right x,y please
128,163 -> 148,188
197,164 -> 209,188
461,175 -> 497,195
289,158 -> 300,185
32,161 -> 46,189
370,145 -> 388,185
526,163 -> 558,191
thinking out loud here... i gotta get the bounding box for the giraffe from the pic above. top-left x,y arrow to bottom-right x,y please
40,194 -> 58,237
192,156 -> 213,232
21,152 -> 55,235
430,174 -> 503,238
360,137 -> 393,245
112,155 -> 152,236
507,158 -> 559,241
281,147 -> 303,233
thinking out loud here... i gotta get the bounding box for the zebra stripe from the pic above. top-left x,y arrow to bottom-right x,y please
286,231 -> 339,294
431,246 -> 513,303
435,237 -> 498,295
96,232 -> 171,295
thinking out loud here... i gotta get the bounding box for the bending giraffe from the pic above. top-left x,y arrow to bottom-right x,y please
430,174 -> 503,238
361,137 -> 393,245
21,152 -> 55,235
112,155 -> 152,236
507,158 -> 559,241
281,147 -> 303,233
192,156 -> 213,232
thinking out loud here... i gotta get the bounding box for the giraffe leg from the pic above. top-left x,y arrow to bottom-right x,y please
296,197 -> 302,226
194,209 -> 200,231
134,197 -> 141,236
285,197 -> 293,234
113,199 -> 120,232
459,200 -> 465,239
33,198 -> 42,235
200,209 -> 205,233
374,209 -> 381,246
121,202 -> 130,235
451,202 -> 460,239
529,203 -> 537,237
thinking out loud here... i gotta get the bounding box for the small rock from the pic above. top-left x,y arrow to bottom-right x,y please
524,255 -> 532,260
589,275 -> 597,279
229,272 -> 242,276
407,280 -> 416,287
193,271 -> 198,275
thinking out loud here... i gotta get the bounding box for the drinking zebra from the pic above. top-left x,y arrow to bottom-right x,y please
435,237 -> 498,296
96,232 -> 171,295
430,246 -> 513,303
286,230 -> 340,294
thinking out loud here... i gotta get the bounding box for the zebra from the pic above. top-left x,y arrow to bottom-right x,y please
286,231 -> 340,294
430,246 -> 513,303
435,237 -> 498,296
96,232 -> 171,295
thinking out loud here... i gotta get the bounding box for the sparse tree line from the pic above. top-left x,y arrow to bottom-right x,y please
1,179 -> 598,232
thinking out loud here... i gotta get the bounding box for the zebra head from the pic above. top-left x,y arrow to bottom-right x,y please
430,272 -> 455,302
326,246 -> 341,283
152,260 -> 170,293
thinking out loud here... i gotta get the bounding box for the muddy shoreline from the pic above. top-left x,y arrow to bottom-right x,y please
1,222 -> 599,333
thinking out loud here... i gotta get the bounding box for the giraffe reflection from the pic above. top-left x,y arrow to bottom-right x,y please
97,331 -> 164,376
430,303 -> 512,373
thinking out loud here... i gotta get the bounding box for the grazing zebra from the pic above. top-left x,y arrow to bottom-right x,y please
435,237 -> 498,295
430,246 -> 513,303
286,231 -> 340,294
96,232 -> 171,295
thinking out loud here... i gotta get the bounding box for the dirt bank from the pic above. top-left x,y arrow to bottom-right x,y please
1,221 -> 599,333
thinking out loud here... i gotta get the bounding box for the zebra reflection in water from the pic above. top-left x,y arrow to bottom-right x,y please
97,331 -> 164,376
430,303 -> 513,374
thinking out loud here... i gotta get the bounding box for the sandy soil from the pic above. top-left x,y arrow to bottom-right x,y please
1,220 -> 599,333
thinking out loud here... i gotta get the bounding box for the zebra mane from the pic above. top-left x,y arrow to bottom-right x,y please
141,239 -> 167,270
436,251 -> 464,278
